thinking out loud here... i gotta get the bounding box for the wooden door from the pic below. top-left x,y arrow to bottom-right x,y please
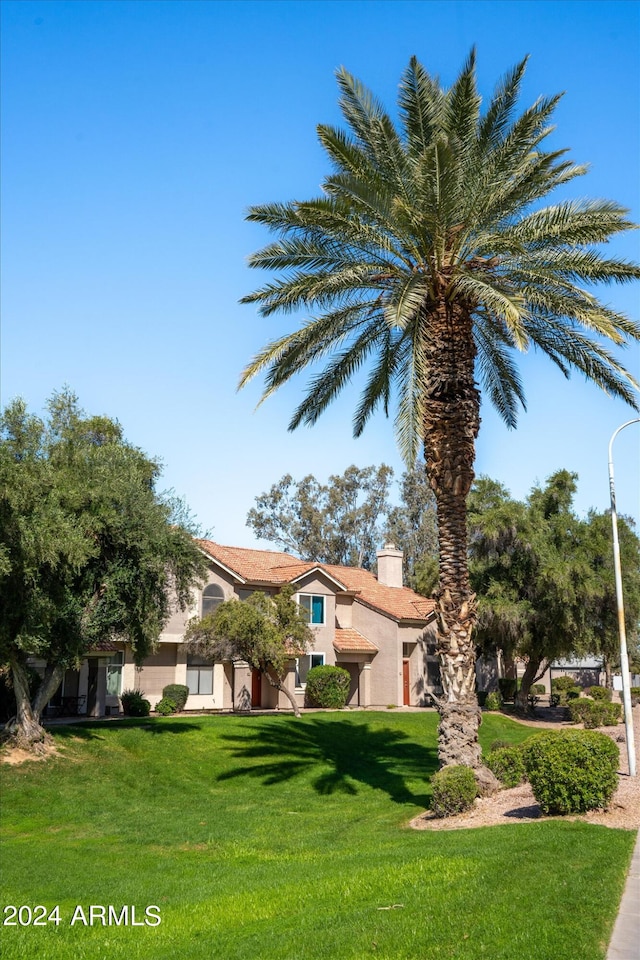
251,669 -> 262,708
403,659 -> 410,706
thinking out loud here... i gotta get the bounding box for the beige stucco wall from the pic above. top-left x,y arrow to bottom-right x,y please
293,571 -> 339,666
351,602 -> 400,706
134,644 -> 178,706
402,621 -> 438,705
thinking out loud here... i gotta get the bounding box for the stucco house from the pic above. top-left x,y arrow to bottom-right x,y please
47,541 -> 441,717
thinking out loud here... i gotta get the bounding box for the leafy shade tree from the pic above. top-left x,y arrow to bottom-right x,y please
184,587 -> 312,717
247,464 -> 394,570
239,53 -> 640,770
468,471 -> 640,711
0,391 -> 207,749
583,509 -> 640,686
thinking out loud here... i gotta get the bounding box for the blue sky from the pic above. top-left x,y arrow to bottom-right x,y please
2,0 -> 639,547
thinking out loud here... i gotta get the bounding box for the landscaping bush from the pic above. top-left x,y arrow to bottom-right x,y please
304,665 -> 351,708
484,691 -> 502,711
523,730 -> 619,814
162,684 -> 189,711
155,696 -> 178,716
629,687 -> 640,707
498,678 -> 517,701
477,690 -> 488,707
551,676 -> 581,704
585,685 -> 612,702
120,689 -> 151,717
431,765 -> 478,818
531,683 -> 545,695
568,698 -> 622,728
487,745 -> 526,788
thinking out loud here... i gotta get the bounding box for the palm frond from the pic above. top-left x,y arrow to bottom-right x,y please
240,53 -> 640,464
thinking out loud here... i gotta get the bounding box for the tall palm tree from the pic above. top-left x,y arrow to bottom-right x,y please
239,53 -> 640,775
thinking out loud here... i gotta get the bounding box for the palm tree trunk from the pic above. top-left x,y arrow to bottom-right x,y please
422,301 -> 493,785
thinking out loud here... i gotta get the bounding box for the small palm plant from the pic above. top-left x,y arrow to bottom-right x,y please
240,52 -> 640,774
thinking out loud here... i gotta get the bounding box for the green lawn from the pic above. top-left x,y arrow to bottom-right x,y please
0,711 -> 635,960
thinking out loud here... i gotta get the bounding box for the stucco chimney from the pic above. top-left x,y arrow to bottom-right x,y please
376,543 -> 404,588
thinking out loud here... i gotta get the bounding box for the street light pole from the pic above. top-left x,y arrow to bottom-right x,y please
608,418 -> 640,778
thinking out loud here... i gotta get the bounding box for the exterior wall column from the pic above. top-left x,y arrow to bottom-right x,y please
233,660 -> 252,711
175,644 -> 188,687
359,662 -> 372,707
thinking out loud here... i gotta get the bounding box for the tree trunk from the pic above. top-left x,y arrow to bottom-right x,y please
422,299 -> 497,792
263,668 -> 301,717
514,658 -> 543,713
4,660 -> 63,752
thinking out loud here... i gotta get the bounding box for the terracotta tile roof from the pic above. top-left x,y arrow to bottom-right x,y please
197,541 -> 436,624
319,563 -> 436,623
196,540 -> 302,583
334,628 -> 378,654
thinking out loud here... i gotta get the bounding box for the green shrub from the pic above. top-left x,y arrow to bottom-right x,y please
487,746 -> 526,788
490,739 -> 510,752
530,683 -> 545,695
155,696 -> 178,716
568,698 -> 622,728
162,684 -> 189,711
585,685 -> 612,702
498,678 -> 517,701
523,730 -> 619,814
629,687 -> 640,707
120,689 -> 151,717
484,691 -> 502,711
551,676 -> 581,704
431,765 -> 478,818
304,665 -> 351,708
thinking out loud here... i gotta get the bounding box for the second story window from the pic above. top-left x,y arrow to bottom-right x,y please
299,594 -> 325,625
202,583 -> 224,618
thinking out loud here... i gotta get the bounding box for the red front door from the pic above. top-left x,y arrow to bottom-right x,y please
403,659 -> 410,706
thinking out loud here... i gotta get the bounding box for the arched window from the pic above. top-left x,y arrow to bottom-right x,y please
202,583 -> 224,617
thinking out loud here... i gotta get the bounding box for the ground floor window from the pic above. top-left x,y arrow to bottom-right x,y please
106,652 -> 124,696
186,655 -> 214,695
295,653 -> 325,688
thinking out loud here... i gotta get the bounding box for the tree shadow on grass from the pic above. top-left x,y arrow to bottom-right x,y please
217,717 -> 437,807
51,718 -> 203,743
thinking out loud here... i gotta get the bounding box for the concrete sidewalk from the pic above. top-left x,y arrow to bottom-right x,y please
607,828 -> 640,960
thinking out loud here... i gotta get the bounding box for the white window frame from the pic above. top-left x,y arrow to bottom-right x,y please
298,594 -> 325,625
106,652 -> 124,696
186,654 -> 214,696
295,652 -> 325,689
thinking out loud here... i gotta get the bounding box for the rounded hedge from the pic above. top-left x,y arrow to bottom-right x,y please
487,746 -> 526,788
431,765 -> 478,818
585,685 -> 612,702
304,665 -> 351,708
155,696 -> 178,716
523,730 -> 619,814
568,698 -> 621,728
162,684 -> 189,711
484,691 -> 502,712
